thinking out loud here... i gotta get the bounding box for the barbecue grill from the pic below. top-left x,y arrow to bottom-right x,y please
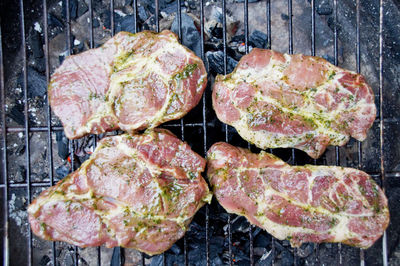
1,0 -> 399,265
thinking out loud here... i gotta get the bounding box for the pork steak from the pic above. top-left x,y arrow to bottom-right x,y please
212,49 -> 376,158
207,142 -> 389,248
49,30 -> 207,139
28,129 -> 211,255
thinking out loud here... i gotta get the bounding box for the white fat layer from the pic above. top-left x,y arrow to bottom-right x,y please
214,153 -> 385,245
217,54 -> 374,153
30,135 -> 210,240
69,32 -> 204,137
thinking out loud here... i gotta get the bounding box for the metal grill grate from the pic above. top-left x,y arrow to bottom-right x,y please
0,0 -> 396,265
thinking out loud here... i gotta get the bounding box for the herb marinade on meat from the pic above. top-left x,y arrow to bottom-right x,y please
207,142 -> 389,249
49,30 -> 207,139
28,129 -> 211,255
213,48 -> 376,158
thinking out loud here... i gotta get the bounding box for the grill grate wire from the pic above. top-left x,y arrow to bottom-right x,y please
0,0 -> 392,265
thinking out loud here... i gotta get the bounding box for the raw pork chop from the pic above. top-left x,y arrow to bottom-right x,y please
212,49 -> 376,158
207,142 -> 389,248
50,30 -> 207,139
28,129 -> 211,255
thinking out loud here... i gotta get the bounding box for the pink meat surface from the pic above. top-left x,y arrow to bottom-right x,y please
28,129 -> 211,255
212,49 -> 376,158
49,30 -> 207,139
207,142 -> 389,248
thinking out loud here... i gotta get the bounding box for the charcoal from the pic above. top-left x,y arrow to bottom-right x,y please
211,255 -> 223,265
14,166 -> 26,183
251,227 -> 262,238
280,249 -> 294,266
115,15 -> 136,33
160,3 -> 178,15
249,30 -> 268,49
210,25 -> 223,39
78,257 -> 89,266
59,54 -> 66,65
77,1 -> 88,17
150,255 -> 163,266
29,57 -> 45,74
100,12 -> 111,29
62,0 -> 87,20
231,34 -> 244,43
17,67 -> 47,98
257,249 -> 274,265
171,13 -> 201,57
254,247 -> 267,256
62,0 -> 78,20
170,243 -> 181,255
60,250 -> 75,266
206,51 -> 238,75
55,165 -> 70,179
56,131 -> 69,160
48,13 -> 64,28
73,41 -> 85,54
9,104 -> 24,125
28,27 -> 44,59
92,18 -> 100,28
254,233 -> 271,248
281,13 -> 289,21
230,216 -> 249,233
138,6 -> 149,22
296,243 -> 314,258
110,247 -> 124,266
322,54 -> 335,65
38,255 -> 50,266
317,1 -> 333,15
234,0 -> 260,3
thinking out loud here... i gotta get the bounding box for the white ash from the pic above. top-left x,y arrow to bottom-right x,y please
9,193 -> 29,237
34,22 -> 42,33
114,9 -> 127,17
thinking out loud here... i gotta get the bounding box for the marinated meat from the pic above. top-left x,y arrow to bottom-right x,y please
212,49 -> 376,158
207,142 -> 389,248
28,129 -> 211,255
50,30 -> 207,139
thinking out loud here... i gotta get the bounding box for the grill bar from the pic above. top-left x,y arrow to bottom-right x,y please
310,1 -> 321,264
133,0 -> 138,34
355,1 -> 365,266
86,0 -> 102,264
42,0 -> 57,264
286,1 -> 300,264
4,118 -> 396,133
221,0 -> 233,264
2,171 -> 397,189
110,0 -> 115,35
0,17 -> 9,266
18,0 -> 33,265
155,0 -> 159,32
242,0 -> 254,264
199,0 -> 211,264
174,1 -> 189,264
379,1 -> 388,265
5,123 -> 208,132
63,0 -> 80,264
265,2 -> 276,264
332,0 -> 343,264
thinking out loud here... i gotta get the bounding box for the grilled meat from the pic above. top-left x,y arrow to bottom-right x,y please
212,49 -> 376,158
207,142 -> 389,248
28,129 -> 211,255
49,30 -> 207,139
